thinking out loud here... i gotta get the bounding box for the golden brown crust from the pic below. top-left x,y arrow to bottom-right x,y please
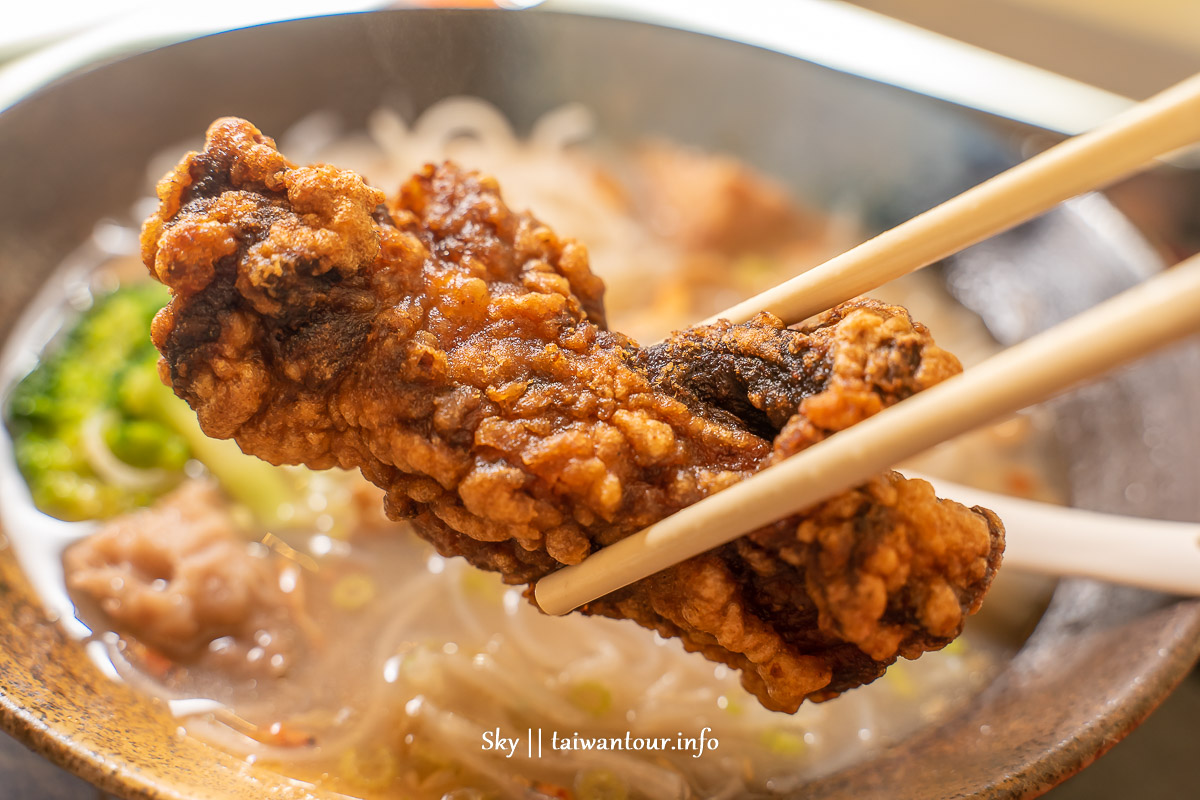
142,118 -> 1004,712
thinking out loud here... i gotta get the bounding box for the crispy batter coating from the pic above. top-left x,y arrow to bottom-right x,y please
141,118 -> 1003,712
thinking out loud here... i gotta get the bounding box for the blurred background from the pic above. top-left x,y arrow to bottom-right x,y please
851,0 -> 1200,99
1,1 -> 1197,798
847,0 -> 1200,263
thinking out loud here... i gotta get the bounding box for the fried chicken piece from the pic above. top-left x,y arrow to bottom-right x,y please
141,118 -> 1003,712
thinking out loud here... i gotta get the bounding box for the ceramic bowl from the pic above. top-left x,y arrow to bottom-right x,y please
0,10 -> 1198,799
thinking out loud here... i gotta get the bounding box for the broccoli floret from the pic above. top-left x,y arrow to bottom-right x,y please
6,282 -> 307,526
7,283 -> 184,520
105,418 -> 190,470
128,356 -> 307,529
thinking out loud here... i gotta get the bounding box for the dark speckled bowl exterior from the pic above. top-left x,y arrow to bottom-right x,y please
0,10 -> 1197,800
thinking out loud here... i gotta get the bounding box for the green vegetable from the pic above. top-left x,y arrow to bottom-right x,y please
883,660 -> 916,697
7,283 -> 184,519
129,362 -> 307,529
338,744 -> 398,791
566,680 -> 613,717
759,728 -> 807,757
6,282 -> 312,526
332,573 -> 377,611
105,418 -> 188,470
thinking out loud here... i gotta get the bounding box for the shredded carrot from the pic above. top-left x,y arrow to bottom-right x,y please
216,710 -> 317,748
127,641 -> 176,680
533,780 -> 572,800
1005,468 -> 1035,498
265,721 -> 318,748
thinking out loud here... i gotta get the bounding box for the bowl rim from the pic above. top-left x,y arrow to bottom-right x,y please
1,9 -> 1198,800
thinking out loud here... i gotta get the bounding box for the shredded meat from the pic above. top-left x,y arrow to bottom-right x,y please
64,481 -> 300,676
140,118 -> 1003,712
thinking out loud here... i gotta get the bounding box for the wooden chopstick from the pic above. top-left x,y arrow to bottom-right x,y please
907,473 -> 1200,597
702,71 -> 1200,328
534,251 -> 1200,615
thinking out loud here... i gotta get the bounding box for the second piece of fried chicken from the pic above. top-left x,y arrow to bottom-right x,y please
142,118 -> 1003,712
